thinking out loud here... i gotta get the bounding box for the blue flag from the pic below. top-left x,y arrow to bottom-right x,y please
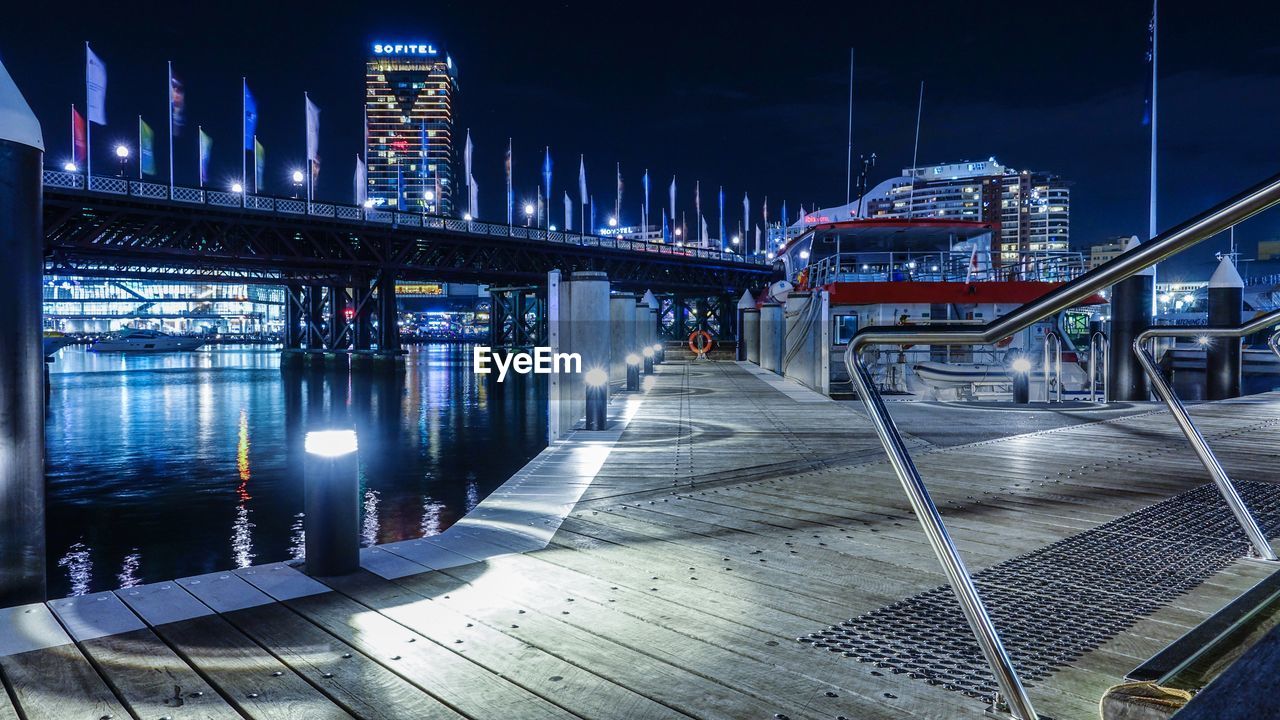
542,147 -> 552,225
718,186 -> 725,247
243,82 -> 257,150
198,126 -> 212,187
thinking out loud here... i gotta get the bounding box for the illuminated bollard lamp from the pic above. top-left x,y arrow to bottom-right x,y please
642,346 -> 655,375
626,354 -> 641,391
584,368 -> 608,430
1010,356 -> 1032,405
653,343 -> 665,364
303,430 -> 360,576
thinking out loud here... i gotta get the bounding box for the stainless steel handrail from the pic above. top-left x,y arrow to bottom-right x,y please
843,171 -> 1280,720
1042,331 -> 1063,403
1133,309 -> 1280,561
1089,331 -> 1109,403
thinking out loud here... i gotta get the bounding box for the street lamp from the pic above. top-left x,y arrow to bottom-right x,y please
231,182 -> 244,193
63,162 -> 78,173
114,144 -> 130,177
674,227 -> 682,238
524,203 -> 534,227
463,213 -> 473,222
731,235 -> 740,245
291,170 -> 304,199
608,216 -> 618,228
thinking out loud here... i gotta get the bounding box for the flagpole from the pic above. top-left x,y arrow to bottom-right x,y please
137,115 -> 143,180
846,47 -> 854,205
85,42 -> 92,182
304,92 -> 312,206
197,125 -> 203,189
167,61 -> 174,197
1149,0 -> 1159,317
908,80 -> 924,220
241,77 -> 247,196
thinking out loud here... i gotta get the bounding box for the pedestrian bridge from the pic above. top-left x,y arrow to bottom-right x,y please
41,169 -> 770,292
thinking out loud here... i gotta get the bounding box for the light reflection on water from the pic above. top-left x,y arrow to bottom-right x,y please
47,343 -> 546,597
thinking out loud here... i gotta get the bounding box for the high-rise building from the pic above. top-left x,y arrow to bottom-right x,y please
365,42 -> 458,215
774,159 -> 1070,264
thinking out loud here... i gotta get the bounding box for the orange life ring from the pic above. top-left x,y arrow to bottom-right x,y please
688,330 -> 714,355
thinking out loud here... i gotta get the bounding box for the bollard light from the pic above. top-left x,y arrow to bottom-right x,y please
653,343 -> 665,363
625,354 -> 640,391
1011,357 -> 1032,374
1010,357 -> 1031,404
63,162 -> 78,172
303,429 -> 360,576
584,368 -> 608,430
642,346 -> 655,374
231,182 -> 244,193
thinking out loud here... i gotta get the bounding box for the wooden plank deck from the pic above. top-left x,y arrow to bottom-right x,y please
2,359 -> 1278,719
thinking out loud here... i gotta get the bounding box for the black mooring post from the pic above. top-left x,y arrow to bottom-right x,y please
303,430 -> 360,576
377,273 -> 400,353
1207,256 -> 1243,400
0,60 -> 46,604
1108,238 -> 1153,401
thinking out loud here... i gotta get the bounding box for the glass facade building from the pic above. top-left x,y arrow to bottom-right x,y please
365,43 -> 458,215
44,278 -> 285,334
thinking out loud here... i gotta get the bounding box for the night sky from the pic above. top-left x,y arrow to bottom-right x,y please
4,0 -> 1279,280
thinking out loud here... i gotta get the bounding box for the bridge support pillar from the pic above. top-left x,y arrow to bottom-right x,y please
1207,256 -> 1244,400
377,273 -> 401,356
353,276 -> 373,352
306,285 -> 325,351
0,62 -> 46,604
1108,237 -> 1152,401
328,284 -> 347,351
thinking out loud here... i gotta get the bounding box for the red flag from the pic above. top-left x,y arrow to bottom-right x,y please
71,105 -> 87,166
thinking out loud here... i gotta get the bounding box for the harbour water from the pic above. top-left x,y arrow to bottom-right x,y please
44,343 -> 547,598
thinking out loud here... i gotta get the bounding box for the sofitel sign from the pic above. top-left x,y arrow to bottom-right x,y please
372,43 -> 438,55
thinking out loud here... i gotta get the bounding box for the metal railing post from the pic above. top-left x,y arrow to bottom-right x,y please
1133,311 -> 1280,561
1042,331 -> 1062,403
1088,331 -> 1109,403
848,351 -> 1038,720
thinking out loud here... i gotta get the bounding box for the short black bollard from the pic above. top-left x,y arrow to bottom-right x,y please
626,354 -> 640,391
1010,356 -> 1031,404
303,430 -> 360,576
654,343 -> 665,364
584,369 -> 608,430
642,347 -> 655,374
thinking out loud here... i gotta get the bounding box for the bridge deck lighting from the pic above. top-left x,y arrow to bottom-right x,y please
642,347 -> 654,358
231,182 -> 243,193
115,145 -> 130,159
608,217 -> 618,227
626,353 -> 640,365
524,204 -> 534,215
584,368 -> 608,387
463,213 -> 473,221
64,162 -> 78,172
292,170 -> 305,183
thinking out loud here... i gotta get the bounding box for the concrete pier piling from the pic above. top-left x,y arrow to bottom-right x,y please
0,58 -> 46,604
609,293 -> 637,384
1207,255 -> 1244,400
1108,236 -> 1154,401
759,303 -> 785,374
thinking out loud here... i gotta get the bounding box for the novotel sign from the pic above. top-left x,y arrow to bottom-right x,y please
372,43 -> 438,55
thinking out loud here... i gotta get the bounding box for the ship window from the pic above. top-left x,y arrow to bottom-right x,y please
833,315 -> 858,345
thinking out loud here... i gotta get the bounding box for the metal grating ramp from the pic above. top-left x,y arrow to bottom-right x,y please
800,481 -> 1280,705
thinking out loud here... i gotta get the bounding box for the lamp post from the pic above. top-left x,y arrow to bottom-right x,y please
642,346 -> 654,375
291,169 -> 304,199
584,368 -> 608,430
524,203 -> 534,227
114,144 -> 129,178
625,354 -> 640,391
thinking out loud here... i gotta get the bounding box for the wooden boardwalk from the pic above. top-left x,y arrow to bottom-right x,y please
2,360 -> 1278,720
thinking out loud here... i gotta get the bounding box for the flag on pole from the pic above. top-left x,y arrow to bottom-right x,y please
169,65 -> 185,134
542,147 -> 553,227
718,185 -> 725,246
304,93 -> 320,197
564,192 -> 573,231
743,193 -> 750,242
469,175 -> 478,219
355,156 -> 367,206
754,225 -> 761,255
139,118 -> 156,176
965,242 -> 980,284
615,162 -> 623,220
662,213 -> 669,244
243,81 -> 257,150
536,188 -> 544,228
198,126 -> 212,187
85,45 -> 107,125
589,195 -> 596,232
253,136 -> 265,191
700,215 -> 709,247
71,105 -> 87,167
578,155 -> 587,204
781,200 -> 788,239
463,129 -> 474,216
694,181 -> 702,244
396,162 -> 404,208
642,170 -> 650,234
505,138 -> 513,224
669,176 -> 676,224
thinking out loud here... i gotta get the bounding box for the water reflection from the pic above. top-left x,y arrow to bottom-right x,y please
46,344 -> 546,597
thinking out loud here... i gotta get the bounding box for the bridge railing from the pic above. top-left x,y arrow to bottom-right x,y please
43,169 -> 767,266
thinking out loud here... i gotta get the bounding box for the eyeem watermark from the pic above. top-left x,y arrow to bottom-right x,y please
474,346 -> 582,382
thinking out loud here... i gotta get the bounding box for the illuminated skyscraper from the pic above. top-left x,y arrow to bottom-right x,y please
365,42 -> 458,214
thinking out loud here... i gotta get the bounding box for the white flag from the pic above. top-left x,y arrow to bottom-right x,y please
578,155 -> 588,204
354,156 -> 367,205
564,192 -> 573,231
754,224 -> 761,255
700,215 -> 709,248
469,175 -> 478,219
85,45 -> 107,125
465,128 -> 476,212
305,94 -> 320,163
743,193 -> 750,243
669,177 -> 676,221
